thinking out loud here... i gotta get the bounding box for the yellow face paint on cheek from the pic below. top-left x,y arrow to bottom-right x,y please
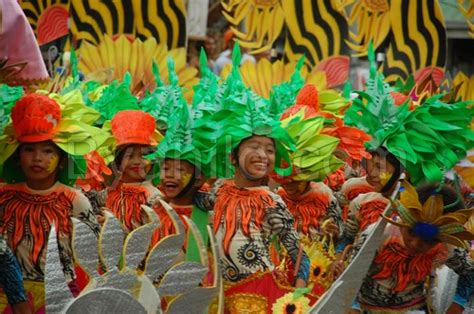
297,181 -> 307,193
182,173 -> 192,187
47,154 -> 59,173
379,172 -> 392,186
144,159 -> 152,174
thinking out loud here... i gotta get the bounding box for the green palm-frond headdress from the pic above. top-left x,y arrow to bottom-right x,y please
344,43 -> 474,184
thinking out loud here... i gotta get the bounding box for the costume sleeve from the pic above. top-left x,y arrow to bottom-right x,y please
452,272 -> 474,309
263,197 -> 310,283
446,247 -> 474,308
326,193 -> 344,235
83,189 -> 107,215
446,247 -> 474,276
0,236 -> 27,305
335,197 -> 361,253
72,190 -> 101,236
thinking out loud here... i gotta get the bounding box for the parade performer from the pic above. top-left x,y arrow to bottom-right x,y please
93,110 -> 163,233
195,46 -> 314,313
0,94 -> 105,312
336,43 -> 474,254
350,180 -> 474,313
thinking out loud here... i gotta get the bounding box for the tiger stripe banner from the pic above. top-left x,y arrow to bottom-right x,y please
282,0 -> 350,87
19,0 -> 70,45
383,0 -> 447,83
69,0 -> 187,48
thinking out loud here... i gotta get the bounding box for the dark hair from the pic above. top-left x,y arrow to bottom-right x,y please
110,144 -> 156,175
416,182 -> 464,214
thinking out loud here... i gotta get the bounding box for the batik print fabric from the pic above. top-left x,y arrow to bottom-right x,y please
0,182 -> 99,281
210,180 -> 310,283
336,191 -> 389,253
0,234 -> 27,306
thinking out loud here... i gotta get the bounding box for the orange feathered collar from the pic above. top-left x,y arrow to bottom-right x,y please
213,181 -> 276,254
372,239 -> 447,293
278,188 -> 329,235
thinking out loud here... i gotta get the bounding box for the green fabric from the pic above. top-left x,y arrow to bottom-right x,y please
185,205 -> 210,263
0,84 -> 23,134
344,43 -> 474,185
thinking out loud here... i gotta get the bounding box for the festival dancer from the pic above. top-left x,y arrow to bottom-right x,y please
93,110 -> 163,233
0,94 -> 105,312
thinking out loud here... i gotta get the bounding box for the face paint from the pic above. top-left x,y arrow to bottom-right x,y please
297,181 -> 307,193
182,172 -> 192,187
379,171 -> 392,186
144,159 -> 152,174
47,153 -> 59,173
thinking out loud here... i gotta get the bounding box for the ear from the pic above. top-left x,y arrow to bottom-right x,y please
229,153 -> 237,166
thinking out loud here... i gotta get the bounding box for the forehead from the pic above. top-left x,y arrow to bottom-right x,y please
163,158 -> 194,170
241,136 -> 274,147
22,141 -> 57,149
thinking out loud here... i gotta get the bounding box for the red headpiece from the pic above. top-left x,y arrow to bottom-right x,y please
111,110 -> 157,147
11,94 -> 61,143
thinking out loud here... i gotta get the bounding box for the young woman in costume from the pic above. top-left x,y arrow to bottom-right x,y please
194,47 -> 313,312
0,94 -> 105,312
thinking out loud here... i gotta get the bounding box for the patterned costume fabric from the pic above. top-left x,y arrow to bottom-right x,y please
336,191 -> 389,253
202,180 -> 310,283
0,234 -> 27,306
0,182 -> 99,281
278,181 -> 342,239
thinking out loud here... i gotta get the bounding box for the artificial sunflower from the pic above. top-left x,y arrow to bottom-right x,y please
271,291 -> 311,314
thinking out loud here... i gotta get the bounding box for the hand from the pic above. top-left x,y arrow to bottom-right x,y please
329,260 -> 345,281
95,213 -> 105,224
445,303 -> 464,314
294,278 -> 307,288
322,221 -> 339,238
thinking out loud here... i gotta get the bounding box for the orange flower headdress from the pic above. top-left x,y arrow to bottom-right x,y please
384,180 -> 474,248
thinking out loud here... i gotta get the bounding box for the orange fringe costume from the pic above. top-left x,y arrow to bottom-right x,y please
150,204 -> 192,247
277,182 -> 335,238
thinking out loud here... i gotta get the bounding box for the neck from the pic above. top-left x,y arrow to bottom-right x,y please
234,168 -> 266,188
25,178 -> 56,190
170,194 -> 194,206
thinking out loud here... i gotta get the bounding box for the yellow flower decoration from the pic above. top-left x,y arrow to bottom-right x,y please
271,291 -> 311,314
383,180 -> 474,248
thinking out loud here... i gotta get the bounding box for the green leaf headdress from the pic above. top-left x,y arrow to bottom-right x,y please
344,43 -> 474,184
210,44 -> 296,178
271,110 -> 344,184
139,58 -> 186,131
90,72 -> 140,125
0,84 -> 24,134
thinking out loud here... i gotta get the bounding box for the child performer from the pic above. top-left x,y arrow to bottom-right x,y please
350,181 -> 474,313
93,110 -> 163,233
0,94 -> 105,312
